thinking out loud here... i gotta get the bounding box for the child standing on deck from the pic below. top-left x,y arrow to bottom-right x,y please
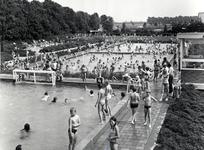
127,85 -> 140,124
143,90 -> 158,128
68,107 -> 81,150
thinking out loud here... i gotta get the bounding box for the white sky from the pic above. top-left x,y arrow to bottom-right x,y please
32,0 -> 204,22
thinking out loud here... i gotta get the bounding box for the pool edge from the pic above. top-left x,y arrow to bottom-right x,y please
75,99 -> 127,150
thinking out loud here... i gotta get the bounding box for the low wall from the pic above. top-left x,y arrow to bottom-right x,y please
75,99 -> 128,150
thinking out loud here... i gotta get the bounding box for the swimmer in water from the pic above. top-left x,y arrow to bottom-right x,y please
65,98 -> 68,104
41,91 -> 49,101
20,123 -> 31,139
85,86 -> 94,97
68,107 -> 81,150
15,145 -> 22,150
120,92 -> 126,100
51,97 -> 57,103
90,90 -> 94,97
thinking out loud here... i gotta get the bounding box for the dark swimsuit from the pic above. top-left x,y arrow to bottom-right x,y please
68,128 -> 77,134
130,103 -> 138,108
144,105 -> 151,109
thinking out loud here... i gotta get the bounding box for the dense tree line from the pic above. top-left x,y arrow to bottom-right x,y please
0,0 -> 114,42
147,16 -> 199,25
146,16 -> 204,34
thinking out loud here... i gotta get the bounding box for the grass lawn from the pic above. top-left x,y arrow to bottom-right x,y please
154,84 -> 204,150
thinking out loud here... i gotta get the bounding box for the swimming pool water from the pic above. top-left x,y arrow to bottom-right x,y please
0,81 -> 123,150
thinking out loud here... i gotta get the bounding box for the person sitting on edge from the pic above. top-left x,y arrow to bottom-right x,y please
41,91 -> 49,101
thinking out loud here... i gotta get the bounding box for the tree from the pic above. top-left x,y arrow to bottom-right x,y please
75,11 -> 90,33
186,19 -> 204,32
121,22 -> 126,33
89,13 -> 100,30
143,22 -> 147,28
164,24 -> 167,32
100,15 -> 113,33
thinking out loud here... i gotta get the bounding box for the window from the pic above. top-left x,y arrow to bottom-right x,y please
181,39 -> 204,70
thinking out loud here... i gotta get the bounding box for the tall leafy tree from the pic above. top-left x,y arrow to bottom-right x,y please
100,15 -> 114,33
121,22 -> 126,33
89,13 -> 100,30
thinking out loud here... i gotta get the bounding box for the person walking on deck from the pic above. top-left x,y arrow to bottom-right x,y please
127,85 -> 140,124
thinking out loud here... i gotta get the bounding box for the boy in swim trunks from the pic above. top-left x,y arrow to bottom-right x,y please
143,90 -> 158,128
68,107 -> 81,150
127,85 -> 140,124
95,83 -> 106,125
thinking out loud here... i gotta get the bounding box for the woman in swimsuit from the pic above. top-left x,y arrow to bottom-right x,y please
105,81 -> 113,118
153,59 -> 160,82
160,68 -> 169,101
95,83 -> 106,125
127,85 -> 140,124
68,107 -> 81,150
143,90 -> 157,128
108,116 -> 120,150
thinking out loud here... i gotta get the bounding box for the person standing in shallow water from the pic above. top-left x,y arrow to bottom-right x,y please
108,116 -> 120,150
95,83 -> 106,125
105,80 -> 113,118
68,107 -> 81,150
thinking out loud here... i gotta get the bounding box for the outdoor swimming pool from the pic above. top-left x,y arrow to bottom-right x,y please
0,81 -> 124,150
61,43 -> 175,73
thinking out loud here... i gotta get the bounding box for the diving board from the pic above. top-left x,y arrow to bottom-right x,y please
13,69 -> 56,85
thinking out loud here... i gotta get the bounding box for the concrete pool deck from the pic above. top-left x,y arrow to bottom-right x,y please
81,80 -> 169,150
0,74 -> 169,150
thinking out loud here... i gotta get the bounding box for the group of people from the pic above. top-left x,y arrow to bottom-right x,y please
124,56 -> 175,129
12,37 -> 178,150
